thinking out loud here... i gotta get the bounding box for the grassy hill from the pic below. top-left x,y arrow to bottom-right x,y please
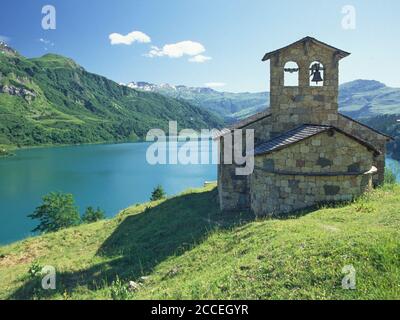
0,183 -> 399,300
0,44 -> 223,148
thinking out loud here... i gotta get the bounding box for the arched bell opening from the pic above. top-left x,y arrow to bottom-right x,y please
283,61 -> 299,87
309,61 -> 324,87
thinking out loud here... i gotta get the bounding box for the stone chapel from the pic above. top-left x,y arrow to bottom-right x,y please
216,37 -> 392,216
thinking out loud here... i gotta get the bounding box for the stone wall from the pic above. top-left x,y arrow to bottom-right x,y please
269,41 -> 341,136
242,114 -> 273,145
218,115 -> 273,211
250,130 -> 375,216
336,114 -> 388,185
218,137 -> 250,211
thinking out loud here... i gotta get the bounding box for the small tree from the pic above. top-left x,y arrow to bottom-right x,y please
28,192 -> 80,233
82,206 -> 106,223
150,185 -> 166,201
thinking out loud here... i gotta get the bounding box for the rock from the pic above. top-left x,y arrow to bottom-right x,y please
167,267 -> 180,277
317,157 -> 333,168
128,281 -> 141,292
0,85 -> 36,101
324,185 -> 340,196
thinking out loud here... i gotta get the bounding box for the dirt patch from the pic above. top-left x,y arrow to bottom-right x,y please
0,240 -> 45,267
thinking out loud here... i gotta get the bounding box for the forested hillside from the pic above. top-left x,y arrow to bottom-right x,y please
0,43 -> 223,148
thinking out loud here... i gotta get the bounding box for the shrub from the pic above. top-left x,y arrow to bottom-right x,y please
28,262 -> 43,279
110,277 -> 131,300
384,167 -> 397,185
150,185 -> 166,201
82,206 -> 106,223
28,192 -> 81,233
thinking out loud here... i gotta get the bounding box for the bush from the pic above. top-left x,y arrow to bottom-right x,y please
82,206 -> 106,223
384,167 -> 397,185
28,262 -> 43,279
110,277 -> 131,300
28,192 -> 81,233
150,185 -> 166,201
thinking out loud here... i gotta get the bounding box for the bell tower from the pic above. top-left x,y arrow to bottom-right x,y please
262,37 -> 350,137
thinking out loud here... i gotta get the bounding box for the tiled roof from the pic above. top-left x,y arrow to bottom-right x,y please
213,110 -> 391,141
230,110 -> 271,130
252,124 -> 381,156
262,36 -> 351,61
212,111 -> 271,140
252,125 -> 330,155
338,113 -> 393,140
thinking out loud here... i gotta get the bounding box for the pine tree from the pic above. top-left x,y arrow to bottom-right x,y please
150,185 -> 166,201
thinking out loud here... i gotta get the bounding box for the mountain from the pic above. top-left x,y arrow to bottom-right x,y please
1,40 -> 398,151
338,80 -> 400,160
125,80 -> 400,122
0,43 -> 223,148
124,81 -> 269,122
339,80 -> 400,119
1,183 -> 400,299
123,80 -> 400,159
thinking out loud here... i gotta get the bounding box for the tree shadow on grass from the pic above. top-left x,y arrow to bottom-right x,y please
9,188 -> 255,299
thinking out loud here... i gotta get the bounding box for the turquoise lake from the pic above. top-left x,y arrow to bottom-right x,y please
0,142 -> 217,245
0,142 -> 399,245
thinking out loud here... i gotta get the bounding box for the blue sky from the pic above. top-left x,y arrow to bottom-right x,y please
1,0 -> 400,92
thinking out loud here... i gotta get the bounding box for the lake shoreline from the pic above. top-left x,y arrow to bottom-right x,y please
0,134 -> 218,158
0,141 -> 218,244
0,139 -> 143,158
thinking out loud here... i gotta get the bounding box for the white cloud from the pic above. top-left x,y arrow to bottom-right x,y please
205,82 -> 226,88
146,45 -> 165,57
38,38 -> 54,51
39,38 -> 54,46
109,31 -> 151,45
162,41 -> 205,58
189,54 -> 212,63
146,41 -> 211,62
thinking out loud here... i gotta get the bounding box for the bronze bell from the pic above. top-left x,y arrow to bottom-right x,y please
310,63 -> 324,84
311,70 -> 323,83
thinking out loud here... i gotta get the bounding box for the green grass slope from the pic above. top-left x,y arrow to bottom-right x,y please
0,45 -> 223,148
1,184 -> 400,300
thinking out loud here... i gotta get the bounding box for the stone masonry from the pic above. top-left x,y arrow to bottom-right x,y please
216,37 -> 392,215
250,129 -> 376,216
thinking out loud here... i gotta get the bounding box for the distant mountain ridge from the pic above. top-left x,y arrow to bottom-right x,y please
124,79 -> 400,121
339,80 -> 400,119
122,81 -> 269,123
0,44 -> 223,148
123,79 -> 400,159
2,39 -> 399,152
